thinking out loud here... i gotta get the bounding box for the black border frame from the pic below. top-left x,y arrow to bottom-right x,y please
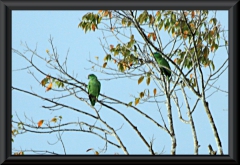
0,0 -> 239,164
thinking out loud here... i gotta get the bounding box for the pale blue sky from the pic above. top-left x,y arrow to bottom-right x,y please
12,10 -> 228,155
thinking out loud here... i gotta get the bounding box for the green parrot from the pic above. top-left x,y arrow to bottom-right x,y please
153,52 -> 171,80
87,74 -> 101,106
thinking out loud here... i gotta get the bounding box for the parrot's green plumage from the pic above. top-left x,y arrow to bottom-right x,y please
87,74 -> 101,106
153,52 -> 171,80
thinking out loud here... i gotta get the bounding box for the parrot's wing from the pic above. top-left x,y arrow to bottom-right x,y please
88,78 -> 101,106
88,79 -> 95,106
97,80 -> 101,99
158,58 -> 171,80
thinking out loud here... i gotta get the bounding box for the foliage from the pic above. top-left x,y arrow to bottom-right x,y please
12,10 -> 228,155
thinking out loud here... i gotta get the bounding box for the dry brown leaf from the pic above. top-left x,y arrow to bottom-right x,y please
103,62 -> 107,68
37,120 -> 44,127
138,76 -> 144,85
153,88 -> 157,96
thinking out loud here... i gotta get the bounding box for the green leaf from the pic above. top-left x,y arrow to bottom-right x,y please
209,18 -> 217,25
127,101 -> 133,107
214,43 -> 218,51
118,63 -> 124,72
41,78 -> 49,87
211,61 -> 215,71
104,54 -> 111,61
171,12 -> 176,25
147,72 -> 151,77
158,20 -> 164,30
97,16 -> 102,24
164,19 -> 170,31
156,11 -> 161,22
122,18 -> 127,26
134,45 -> 137,52
203,46 -> 209,58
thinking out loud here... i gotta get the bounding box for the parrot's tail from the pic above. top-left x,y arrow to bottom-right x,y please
89,95 -> 96,106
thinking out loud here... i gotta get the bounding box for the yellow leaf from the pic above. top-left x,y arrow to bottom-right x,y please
95,56 -> 99,60
46,49 -> 49,53
138,76 -> 144,85
98,10 -> 103,14
175,21 -> 179,26
191,11 -> 195,18
95,151 -> 99,155
46,82 -> 52,92
139,92 -> 144,98
103,62 -> 107,68
146,77 -> 151,85
37,120 -> 44,127
51,117 -> 57,123
153,88 -> 157,96
135,98 -> 140,106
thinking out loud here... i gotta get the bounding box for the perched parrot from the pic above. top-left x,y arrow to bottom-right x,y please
153,52 -> 171,80
87,74 -> 101,106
